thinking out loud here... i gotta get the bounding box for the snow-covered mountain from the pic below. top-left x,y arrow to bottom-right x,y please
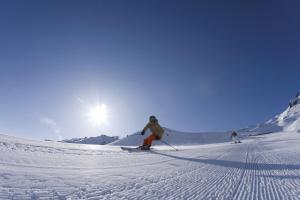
61,134 -> 119,145
244,93 -> 300,134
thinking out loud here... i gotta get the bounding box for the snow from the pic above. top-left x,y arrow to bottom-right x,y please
61,135 -> 119,145
1,131 -> 300,199
1,95 -> 300,199
242,96 -> 300,134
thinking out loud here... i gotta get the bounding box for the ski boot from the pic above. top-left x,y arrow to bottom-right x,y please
138,145 -> 150,150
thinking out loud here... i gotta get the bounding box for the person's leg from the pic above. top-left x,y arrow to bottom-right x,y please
143,133 -> 157,148
233,136 -> 237,143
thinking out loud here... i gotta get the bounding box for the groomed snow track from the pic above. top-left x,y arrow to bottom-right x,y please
0,132 -> 300,200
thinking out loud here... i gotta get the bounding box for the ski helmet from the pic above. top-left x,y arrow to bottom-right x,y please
149,115 -> 157,123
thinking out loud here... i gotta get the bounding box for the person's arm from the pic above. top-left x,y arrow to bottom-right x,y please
141,123 -> 149,135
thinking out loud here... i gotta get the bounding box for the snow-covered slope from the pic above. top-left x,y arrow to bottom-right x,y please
2,94 -> 300,199
1,131 -> 300,199
110,128 -> 242,146
61,134 -> 119,145
246,94 -> 300,134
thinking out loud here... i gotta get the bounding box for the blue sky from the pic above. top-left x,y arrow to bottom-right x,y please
0,0 -> 300,140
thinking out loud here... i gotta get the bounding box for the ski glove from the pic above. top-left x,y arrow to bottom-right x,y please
141,131 -> 145,135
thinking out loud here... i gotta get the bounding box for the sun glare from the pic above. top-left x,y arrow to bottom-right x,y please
88,104 -> 108,126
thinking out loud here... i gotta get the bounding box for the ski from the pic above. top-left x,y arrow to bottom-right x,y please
120,146 -> 151,152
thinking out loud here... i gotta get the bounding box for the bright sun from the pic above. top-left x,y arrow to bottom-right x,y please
88,104 -> 108,126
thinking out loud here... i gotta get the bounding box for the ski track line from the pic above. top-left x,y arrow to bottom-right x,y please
0,157 -> 177,171
0,147 -> 234,199
256,141 -> 286,200
165,144 -> 248,200
0,148 -> 213,171
47,147 -> 235,200
232,143 -> 276,200
67,156 -> 223,199
0,151 -> 197,171
149,145 -> 246,199
258,145 -> 300,200
256,139 -> 300,200
0,149 -> 218,172
0,143 -> 262,199
232,140 -> 300,200
2,136 -> 300,200
165,146 -> 247,200
231,144 -> 251,200
75,145 -> 239,200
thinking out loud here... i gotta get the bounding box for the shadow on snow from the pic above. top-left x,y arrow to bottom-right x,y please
151,151 -> 300,171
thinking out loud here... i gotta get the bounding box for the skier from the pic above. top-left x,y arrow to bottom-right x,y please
140,115 -> 164,150
289,101 -> 293,108
231,131 -> 240,144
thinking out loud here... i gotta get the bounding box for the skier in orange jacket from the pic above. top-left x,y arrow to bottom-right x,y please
140,116 -> 164,150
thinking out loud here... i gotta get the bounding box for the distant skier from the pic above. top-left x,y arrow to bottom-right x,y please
289,101 -> 293,108
231,131 -> 240,144
140,116 -> 164,150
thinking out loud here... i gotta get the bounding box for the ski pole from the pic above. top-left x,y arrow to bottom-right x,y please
160,140 -> 178,151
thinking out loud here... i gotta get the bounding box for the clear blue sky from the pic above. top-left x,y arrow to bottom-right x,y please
0,0 -> 299,140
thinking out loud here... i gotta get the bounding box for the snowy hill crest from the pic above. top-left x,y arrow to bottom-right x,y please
61,135 -> 119,145
247,93 -> 300,133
